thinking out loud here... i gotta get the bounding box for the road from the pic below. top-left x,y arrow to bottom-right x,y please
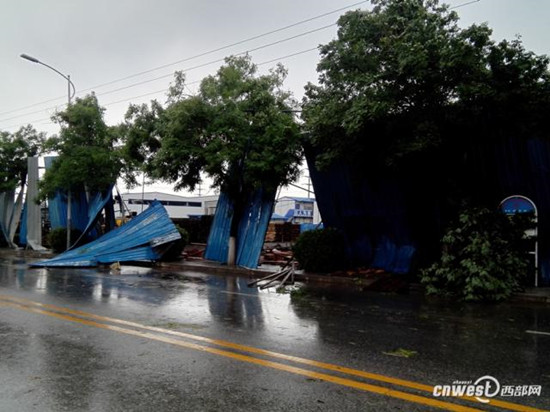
0,253 -> 549,411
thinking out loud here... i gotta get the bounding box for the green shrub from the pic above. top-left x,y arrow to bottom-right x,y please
47,228 -> 84,253
161,225 -> 190,261
292,228 -> 346,273
420,208 -> 533,301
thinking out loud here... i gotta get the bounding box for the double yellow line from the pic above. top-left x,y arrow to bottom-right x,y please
0,294 -> 545,412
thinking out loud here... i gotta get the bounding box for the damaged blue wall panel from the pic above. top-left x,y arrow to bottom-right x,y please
306,150 -> 416,274
96,246 -> 159,264
44,156 -> 89,232
31,200 -> 180,267
236,189 -> 274,268
19,203 -> 27,246
73,185 -> 115,245
204,192 -> 232,263
205,189 -> 274,269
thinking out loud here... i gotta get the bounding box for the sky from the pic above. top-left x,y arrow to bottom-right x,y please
1,0 -> 549,198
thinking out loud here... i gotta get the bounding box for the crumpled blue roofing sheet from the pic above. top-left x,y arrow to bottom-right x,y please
31,200 -> 180,267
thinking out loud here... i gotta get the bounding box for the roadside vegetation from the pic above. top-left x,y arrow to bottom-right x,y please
421,208 -> 533,301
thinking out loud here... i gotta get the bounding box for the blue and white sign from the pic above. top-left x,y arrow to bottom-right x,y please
295,209 -> 313,217
499,196 -> 536,215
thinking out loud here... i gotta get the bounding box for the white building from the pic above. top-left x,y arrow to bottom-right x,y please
273,196 -> 321,224
119,192 -> 219,219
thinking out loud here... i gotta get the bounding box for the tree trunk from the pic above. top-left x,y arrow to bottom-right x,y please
227,236 -> 237,266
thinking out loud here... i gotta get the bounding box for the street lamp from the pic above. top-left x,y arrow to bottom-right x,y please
20,54 -> 75,105
21,53 -> 76,250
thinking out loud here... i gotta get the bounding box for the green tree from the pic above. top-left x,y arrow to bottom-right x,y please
38,94 -> 122,201
0,125 -> 45,193
122,56 -> 302,264
302,0 -> 550,273
38,94 -> 123,249
302,0 -> 550,171
421,208 -> 532,301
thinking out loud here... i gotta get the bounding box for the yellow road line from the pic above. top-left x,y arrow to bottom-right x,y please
0,294 -> 433,391
1,299 -> 482,412
1,294 -> 547,412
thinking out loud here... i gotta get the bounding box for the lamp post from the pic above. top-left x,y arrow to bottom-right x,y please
21,53 -> 76,250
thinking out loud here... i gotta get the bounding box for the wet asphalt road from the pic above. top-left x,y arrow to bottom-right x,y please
0,254 -> 549,411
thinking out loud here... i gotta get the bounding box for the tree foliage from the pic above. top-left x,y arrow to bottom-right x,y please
302,0 -> 550,171
121,56 -> 303,197
420,208 -> 532,301
0,126 -> 45,192
38,94 -> 123,201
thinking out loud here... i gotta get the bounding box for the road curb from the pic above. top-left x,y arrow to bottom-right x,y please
160,260 -> 388,288
510,293 -> 550,304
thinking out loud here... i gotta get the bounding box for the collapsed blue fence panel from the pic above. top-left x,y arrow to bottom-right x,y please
71,184 -> 115,246
205,189 -> 275,269
306,151 -> 415,273
307,135 -> 550,284
44,157 -> 89,232
236,190 -> 274,268
31,200 -> 180,267
19,203 -> 27,246
204,192 -> 232,263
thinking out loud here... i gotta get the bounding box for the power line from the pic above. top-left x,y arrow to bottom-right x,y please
103,48 -> 319,108
0,1 -> 367,118
96,24 -> 332,98
2,0 -> 482,131
1,46 -> 320,131
78,1 -> 366,94
450,0 -> 481,9
0,23 -> 334,125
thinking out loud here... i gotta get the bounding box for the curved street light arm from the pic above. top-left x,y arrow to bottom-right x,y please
20,53 -> 76,102
36,61 -> 76,102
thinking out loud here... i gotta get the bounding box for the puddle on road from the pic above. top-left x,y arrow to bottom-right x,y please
2,257 -> 550,359
0,260 -> 321,348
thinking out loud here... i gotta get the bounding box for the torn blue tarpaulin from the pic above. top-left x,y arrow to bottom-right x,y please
31,200 -> 180,267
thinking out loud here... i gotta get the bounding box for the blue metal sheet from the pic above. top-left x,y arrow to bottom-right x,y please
31,200 -> 180,267
236,189 -> 274,268
204,192 -> 232,263
19,202 -> 27,246
68,184 -> 115,247
44,156 -> 89,232
96,246 -> 160,263
205,189 -> 274,269
306,149 -> 416,274
307,135 -> 550,283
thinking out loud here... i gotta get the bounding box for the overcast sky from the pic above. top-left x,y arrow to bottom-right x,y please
1,0 -> 549,198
